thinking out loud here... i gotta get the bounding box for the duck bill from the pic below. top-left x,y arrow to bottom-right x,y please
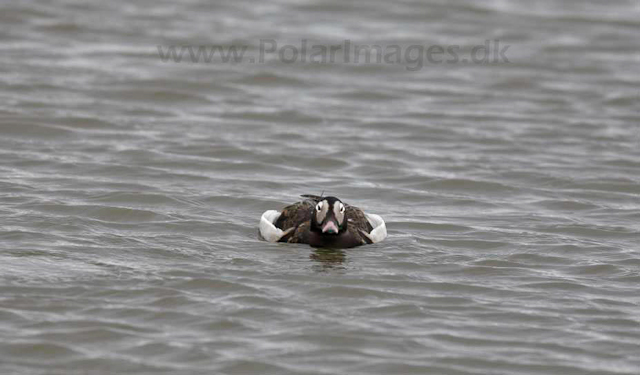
321,220 -> 339,234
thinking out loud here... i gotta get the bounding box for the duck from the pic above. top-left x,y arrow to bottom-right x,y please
260,195 -> 387,248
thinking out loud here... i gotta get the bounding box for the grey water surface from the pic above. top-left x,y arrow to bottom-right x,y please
1,0 -> 640,374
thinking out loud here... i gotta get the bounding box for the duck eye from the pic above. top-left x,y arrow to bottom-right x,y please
339,203 -> 345,213
316,202 -> 323,211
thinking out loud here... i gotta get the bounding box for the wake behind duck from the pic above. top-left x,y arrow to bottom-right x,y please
260,195 -> 387,248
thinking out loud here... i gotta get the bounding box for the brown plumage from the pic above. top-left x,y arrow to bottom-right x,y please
274,195 -> 374,248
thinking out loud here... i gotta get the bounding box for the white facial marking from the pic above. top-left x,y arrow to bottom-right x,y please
315,200 -> 328,223
333,200 -> 345,226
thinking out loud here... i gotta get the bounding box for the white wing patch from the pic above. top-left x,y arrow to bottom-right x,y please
365,213 -> 387,243
260,210 -> 284,242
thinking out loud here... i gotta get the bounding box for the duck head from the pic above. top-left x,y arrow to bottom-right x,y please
310,196 -> 347,235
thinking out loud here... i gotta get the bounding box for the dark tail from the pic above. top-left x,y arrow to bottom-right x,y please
300,194 -> 324,201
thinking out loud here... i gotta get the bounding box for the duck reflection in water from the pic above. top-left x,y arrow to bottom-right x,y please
310,248 -> 346,271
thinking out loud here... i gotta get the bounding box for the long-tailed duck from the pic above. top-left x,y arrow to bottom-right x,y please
260,195 -> 387,248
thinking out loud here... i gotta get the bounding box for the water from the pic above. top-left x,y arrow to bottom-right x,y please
1,0 -> 640,374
